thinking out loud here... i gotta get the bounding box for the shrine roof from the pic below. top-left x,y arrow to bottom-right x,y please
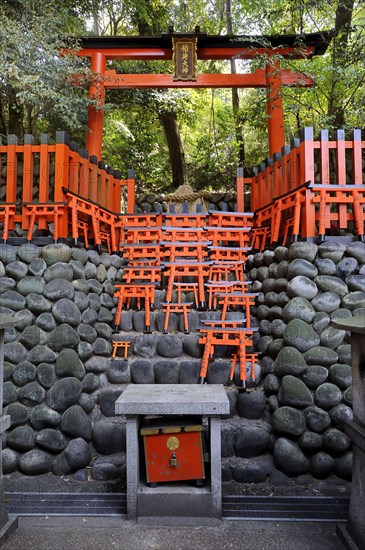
76,30 -> 334,60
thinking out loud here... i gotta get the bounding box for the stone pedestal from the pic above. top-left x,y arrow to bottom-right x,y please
115,384 -> 229,524
0,314 -> 20,545
333,315 -> 365,550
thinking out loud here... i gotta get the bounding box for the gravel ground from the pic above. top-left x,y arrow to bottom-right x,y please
2,516 -> 346,550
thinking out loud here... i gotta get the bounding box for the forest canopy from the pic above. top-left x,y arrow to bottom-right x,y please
0,0 -> 364,193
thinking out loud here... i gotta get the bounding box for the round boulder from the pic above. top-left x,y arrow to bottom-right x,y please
48,324 -> 80,351
236,391 -> 267,419
283,319 -> 320,352
46,377 -> 82,412
287,276 -> 318,300
274,438 -> 310,475
272,406 -> 306,437
60,404 -> 92,439
234,426 -> 270,458
288,242 -> 318,262
304,347 -> 338,367
329,364 -> 352,390
314,275 -> 348,298
323,428 -> 351,455
41,243 -> 71,265
92,419 -> 126,455
287,258 -> 318,280
302,365 -> 328,390
52,298 -> 81,326
18,449 -> 53,475
315,383 -> 342,410
7,425 -> 36,451
282,297 -> 315,324
304,406 -> 331,433
274,347 -> 307,377
310,452 -> 334,477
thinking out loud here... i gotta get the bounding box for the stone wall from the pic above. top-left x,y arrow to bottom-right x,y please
246,241 -> 365,481
1,240 -> 364,485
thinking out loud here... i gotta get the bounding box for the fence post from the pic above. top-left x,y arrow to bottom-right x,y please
22,134 -> 34,228
127,169 -> 135,214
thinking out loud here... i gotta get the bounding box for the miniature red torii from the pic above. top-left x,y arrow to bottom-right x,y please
76,30 -> 332,160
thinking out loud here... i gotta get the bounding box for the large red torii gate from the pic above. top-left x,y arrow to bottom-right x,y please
76,30 -> 332,160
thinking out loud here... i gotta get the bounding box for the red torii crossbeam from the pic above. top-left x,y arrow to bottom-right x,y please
76,31 -> 332,160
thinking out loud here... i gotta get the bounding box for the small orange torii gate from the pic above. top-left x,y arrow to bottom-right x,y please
76,30 -> 332,160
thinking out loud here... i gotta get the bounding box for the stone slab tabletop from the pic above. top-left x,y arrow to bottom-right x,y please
115,384 -> 230,416
332,313 -> 365,334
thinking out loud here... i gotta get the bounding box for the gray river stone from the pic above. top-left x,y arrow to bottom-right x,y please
287,276 -> 318,300
20,326 -> 47,349
276,260 -> 289,278
315,258 -> 337,275
28,258 -> 47,277
328,364 -> 352,389
35,312 -> 57,332
330,308 -> 352,322
82,372 -> 100,393
17,381 -> 46,406
92,419 -> 125,455
52,298 -> 81,326
29,404 -> 61,430
61,404 -> 92,439
345,274 -> 365,292
274,346 -> 307,377
44,262 -> 73,282
48,324 -> 80,351
264,291 -> 279,307
179,360 -> 201,384
5,260 -> 28,280
272,406 -> 306,436
82,308 -> 98,325
315,383 -> 342,409
302,365 -> 328,389
282,297 -> 315,324
154,360 -> 180,384
283,319 -> 320,352
130,359 -> 155,384
94,322 -> 113,340
84,356 -> 109,373
318,242 -> 346,262
342,291 -> 365,310
0,243 -> 17,264
6,402 -> 28,427
323,428 -> 351,455
329,403 -> 353,428
72,247 -> 88,265
337,257 -> 358,277
133,334 -> 157,358
304,406 -> 331,433
78,342 -> 94,361
43,279 -> 75,300
343,387 -> 353,407
312,312 -> 331,335
311,292 -> 341,313
47,377 -> 82,412
346,241 -> 365,262
271,319 -> 286,339
278,375 -> 314,408
12,360 -> 36,386
79,393 -> 95,414
19,449 -> 53,475
64,438 -> 92,470
78,324 -> 97,343
157,334 -> 183,358
26,293 -> 52,313
263,373 -> 280,394
84,261 -> 97,278
314,275 -> 348,298
56,348 -> 85,380
234,426 -> 270,458
2,448 -> 18,474
275,246 -> 289,262
17,276 -> 45,295
1,290 -> 26,311
98,389 -> 124,417
274,438 -> 310,475
287,258 -> 318,280
69,259 -> 85,279
73,279 -> 91,294
27,344 -> 57,364
88,279 -> 103,295
18,243 -> 41,263
93,337 -> 112,357
320,327 -> 345,349
42,243 -> 71,265
14,309 -> 35,331
274,278 -> 288,293
310,452 -> 334,477
4,342 -> 28,363
276,292 -> 290,308
7,425 -> 36,451
298,431 -> 323,453
0,277 -> 16,293
262,278 -> 276,293
37,363 -> 56,389
87,250 -> 101,266
36,429 -> 68,452
337,344 -> 351,364
289,242 -> 318,262
236,391 -> 267,419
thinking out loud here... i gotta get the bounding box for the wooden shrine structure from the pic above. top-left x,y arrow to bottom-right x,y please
76,30 -> 333,159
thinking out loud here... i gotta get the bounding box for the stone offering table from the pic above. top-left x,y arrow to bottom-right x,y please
0,314 -> 20,544
332,314 -> 365,550
115,384 -> 229,524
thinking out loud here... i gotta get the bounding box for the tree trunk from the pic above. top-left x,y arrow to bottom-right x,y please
328,0 -> 355,127
226,0 -> 245,167
158,112 -> 189,188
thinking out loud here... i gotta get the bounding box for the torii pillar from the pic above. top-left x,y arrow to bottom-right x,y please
266,59 -> 285,157
86,52 -> 106,159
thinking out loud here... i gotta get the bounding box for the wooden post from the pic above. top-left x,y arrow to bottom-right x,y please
86,52 -> 106,159
266,59 -> 285,157
22,135 -> 34,228
127,169 -> 136,214
236,167 -> 245,212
